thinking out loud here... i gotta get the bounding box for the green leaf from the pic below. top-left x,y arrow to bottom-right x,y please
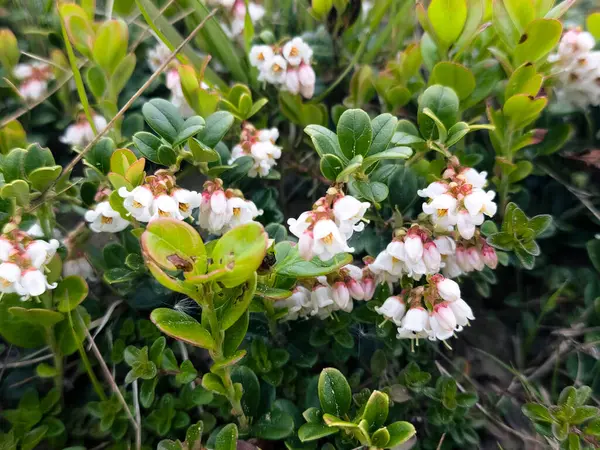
133,132 -> 171,166
429,62 -> 476,100
188,138 -> 220,163
198,111 -> 234,148
201,373 -> 228,396
505,63 -> 543,101
24,143 -> 55,174
571,406 -> 599,425
586,239 -> 600,273
1,180 -> 30,206
347,179 -> 389,203
55,276 -> 89,313
297,423 -> 339,442
150,309 -> 215,350
209,222 -> 268,288
337,109 -> 373,159
231,366 -> 260,417
9,307 -> 64,328
223,309 -> 249,357
318,368 -> 352,417
386,421 -> 416,446
320,153 -> 344,181
503,94 -> 547,128
362,391 -> 389,429
21,426 -> 48,450
214,423 -> 237,450
219,273 -> 257,330
28,166 -> 62,191
428,0 -> 467,45
109,53 -> 136,98
504,0 -> 535,33
335,155 -> 363,182
3,147 -> 27,182
440,377 -> 457,410
371,427 -> 390,447
176,360 -> 198,385
36,362 -> 59,378
588,12 -> 600,39
173,116 -> 205,147
418,85 -> 460,140
552,421 -> 569,441
84,137 -> 114,174
304,124 -> 345,160
92,19 -> 128,75
273,242 -> 352,278
141,218 -> 207,274
253,410 -> 294,440
508,160 -> 533,183
368,113 -> 398,155
584,418 -> 600,437
142,99 -> 184,143
529,214 -> 552,237
514,19 -> 562,65
362,147 -> 412,170
515,243 -> 535,269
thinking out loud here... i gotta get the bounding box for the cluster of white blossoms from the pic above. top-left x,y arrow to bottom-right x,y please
275,264 -> 377,321
60,113 -> 108,147
197,179 -> 262,235
147,42 -> 209,117
418,163 -> 497,240
207,0 -> 265,37
549,28 -> 600,110
13,62 -> 53,102
249,37 -> 316,99
375,274 -> 474,345
118,172 -> 202,224
228,123 -> 281,177
0,231 -> 59,301
288,188 -> 370,261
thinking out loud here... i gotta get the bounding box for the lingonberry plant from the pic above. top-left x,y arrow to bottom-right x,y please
0,1 -> 599,449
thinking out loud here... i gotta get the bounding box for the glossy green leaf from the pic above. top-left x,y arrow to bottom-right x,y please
418,85 -> 460,140
150,308 -> 215,350
514,19 -> 562,65
9,307 -> 64,328
428,0 -> 467,45
318,368 -> 352,417
429,62 -> 476,100
337,109 -> 373,159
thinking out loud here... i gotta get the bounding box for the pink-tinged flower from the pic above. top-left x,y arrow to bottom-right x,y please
404,234 -> 423,262
332,281 -> 352,312
434,276 -> 461,302
284,68 -> 300,94
264,55 -> 287,84
442,255 -> 463,279
422,194 -> 458,229
466,247 -> 484,271
298,63 -> 316,99
362,276 -> 376,301
449,299 -> 474,327
151,194 -> 182,221
312,219 -> 353,261
274,285 -> 310,321
401,307 -> 429,332
461,168 -> 488,189
423,241 -> 442,273
429,303 -> 457,341
0,262 -> 21,294
211,190 -> 227,214
298,231 -> 314,260
417,181 -> 448,199
481,244 -> 498,269
455,245 -> 472,272
464,189 -> 497,218
0,238 -> 15,261
25,239 -> 59,269
17,268 -> 57,299
333,195 -> 370,239
457,209 -> 480,240
433,236 -> 456,255
375,296 -> 406,325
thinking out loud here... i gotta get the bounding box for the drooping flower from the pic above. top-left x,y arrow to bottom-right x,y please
24,239 -> 59,269
13,62 -> 53,102
17,268 -> 57,300
61,114 -> 108,147
429,302 -> 457,341
229,124 -> 282,178
0,262 -> 22,294
119,186 -> 154,222
85,202 -> 130,233
375,296 -> 406,325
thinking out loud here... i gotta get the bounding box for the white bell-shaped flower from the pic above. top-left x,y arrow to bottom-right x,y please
0,262 -> 22,294
401,307 -> 429,332
0,238 -> 15,261
25,239 -> 59,269
172,189 -> 201,219
311,219 -> 353,261
226,197 -> 262,229
429,303 -> 457,341
249,45 -> 274,69
333,196 -> 370,239
18,269 -> 57,299
151,195 -> 183,221
435,276 -> 461,302
449,299 -> 474,327
85,202 -> 130,233
119,186 -> 154,222
264,55 -> 287,84
375,296 -> 406,325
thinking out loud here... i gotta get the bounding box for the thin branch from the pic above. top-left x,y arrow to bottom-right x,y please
85,329 -> 139,433
87,300 -> 123,350
30,8 -> 218,210
20,51 -> 70,72
132,380 -> 142,450
0,353 -> 53,369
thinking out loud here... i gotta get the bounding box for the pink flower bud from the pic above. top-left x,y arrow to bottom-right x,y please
210,190 -> 227,214
347,279 -> 365,300
456,246 -> 472,272
481,244 -> 498,269
361,276 -> 375,301
467,247 -> 484,271
332,281 -> 351,309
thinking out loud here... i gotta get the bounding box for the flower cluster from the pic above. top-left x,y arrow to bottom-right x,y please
549,28 -> 600,110
288,188 -> 370,261
228,123 -> 282,177
208,0 -> 265,38
118,172 -> 201,223
375,275 -> 474,345
147,42 -> 209,117
0,231 -> 59,301
60,113 -> 108,147
197,179 -> 262,235
13,62 -> 53,102
275,264 -> 376,321
418,162 -> 497,240
250,37 -> 316,99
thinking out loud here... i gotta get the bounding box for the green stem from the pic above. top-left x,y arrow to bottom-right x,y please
70,311 -> 107,400
58,9 -> 97,135
204,299 -> 249,430
45,328 -> 63,397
